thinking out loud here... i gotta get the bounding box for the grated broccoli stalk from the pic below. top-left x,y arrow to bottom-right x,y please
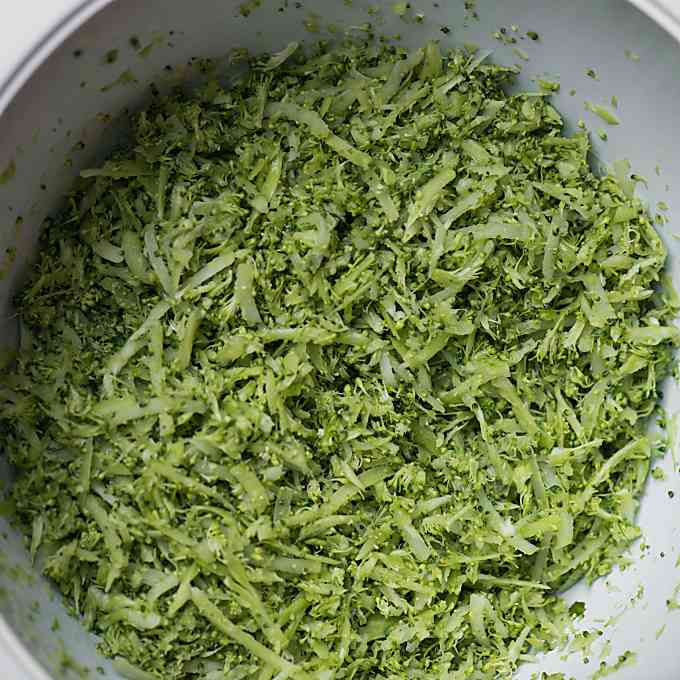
1,39 -> 678,680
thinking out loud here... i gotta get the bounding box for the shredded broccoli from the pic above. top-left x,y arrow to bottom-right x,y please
1,39 -> 677,680
586,102 -> 620,126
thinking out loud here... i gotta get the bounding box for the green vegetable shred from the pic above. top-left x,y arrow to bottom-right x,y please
1,40 -> 677,679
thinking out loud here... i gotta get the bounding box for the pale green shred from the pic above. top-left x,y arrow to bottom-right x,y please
538,79 -> 561,93
113,657 -> 157,680
257,41 -> 299,71
590,651 -> 637,679
586,102 -> 620,126
531,670 -> 570,680
1,38 -> 678,680
0,158 -> 16,185
512,47 -> 530,62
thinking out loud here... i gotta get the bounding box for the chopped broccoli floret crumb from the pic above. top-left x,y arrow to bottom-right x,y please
1,39 -> 677,680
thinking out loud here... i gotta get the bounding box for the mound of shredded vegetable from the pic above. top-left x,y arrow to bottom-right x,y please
1,40 -> 679,680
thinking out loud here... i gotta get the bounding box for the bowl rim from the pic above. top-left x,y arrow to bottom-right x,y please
0,0 -> 680,678
0,0 -> 114,119
2,0 -> 680,118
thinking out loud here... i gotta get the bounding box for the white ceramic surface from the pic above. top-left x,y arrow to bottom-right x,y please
2,2 -> 680,679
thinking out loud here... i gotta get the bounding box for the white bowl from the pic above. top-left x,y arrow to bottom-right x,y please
1,1 -> 680,678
